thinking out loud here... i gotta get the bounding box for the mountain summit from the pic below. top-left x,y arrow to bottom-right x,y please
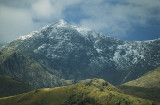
55,19 -> 68,27
0,20 -> 160,88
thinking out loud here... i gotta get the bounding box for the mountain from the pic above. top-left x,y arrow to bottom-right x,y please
0,79 -> 155,105
118,67 -> 160,103
0,75 -> 35,98
0,19 -> 160,88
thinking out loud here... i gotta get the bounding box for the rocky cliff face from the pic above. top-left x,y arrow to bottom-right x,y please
1,19 -> 160,87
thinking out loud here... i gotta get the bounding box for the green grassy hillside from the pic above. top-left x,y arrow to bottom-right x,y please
0,79 -> 155,105
79,78 -> 121,92
119,86 -> 160,103
0,75 -> 35,98
122,67 -> 160,88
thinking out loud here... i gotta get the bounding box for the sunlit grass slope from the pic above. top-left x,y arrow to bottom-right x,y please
0,79 -> 154,105
119,67 -> 160,103
119,85 -> 160,103
122,67 -> 160,88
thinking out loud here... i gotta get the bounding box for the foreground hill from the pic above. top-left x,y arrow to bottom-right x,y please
0,79 -> 155,105
0,75 -> 35,98
119,67 -> 160,103
1,19 -> 160,88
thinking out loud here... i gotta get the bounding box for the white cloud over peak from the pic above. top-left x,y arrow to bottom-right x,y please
32,0 -> 53,18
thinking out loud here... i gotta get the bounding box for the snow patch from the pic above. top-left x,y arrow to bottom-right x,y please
72,25 -> 91,35
96,48 -> 102,53
112,42 -> 145,68
19,31 -> 38,40
33,43 -> 48,53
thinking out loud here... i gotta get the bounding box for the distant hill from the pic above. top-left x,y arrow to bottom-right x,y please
122,67 -> 160,88
119,67 -> 160,103
0,75 -> 35,98
0,79 -> 155,105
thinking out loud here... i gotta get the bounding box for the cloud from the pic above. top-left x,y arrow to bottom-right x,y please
32,0 -> 53,18
126,0 -> 160,21
0,0 -> 160,42
31,0 -> 82,21
0,5 -> 36,42
76,0 -> 160,38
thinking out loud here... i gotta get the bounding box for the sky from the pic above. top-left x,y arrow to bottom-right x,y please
0,0 -> 160,43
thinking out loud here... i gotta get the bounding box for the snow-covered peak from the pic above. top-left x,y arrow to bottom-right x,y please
55,19 -> 67,27
59,19 -> 67,24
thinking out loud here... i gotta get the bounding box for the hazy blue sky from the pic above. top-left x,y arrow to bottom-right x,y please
0,0 -> 160,42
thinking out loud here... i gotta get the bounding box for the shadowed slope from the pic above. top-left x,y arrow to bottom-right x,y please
0,75 -> 35,98
0,51 -> 74,88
